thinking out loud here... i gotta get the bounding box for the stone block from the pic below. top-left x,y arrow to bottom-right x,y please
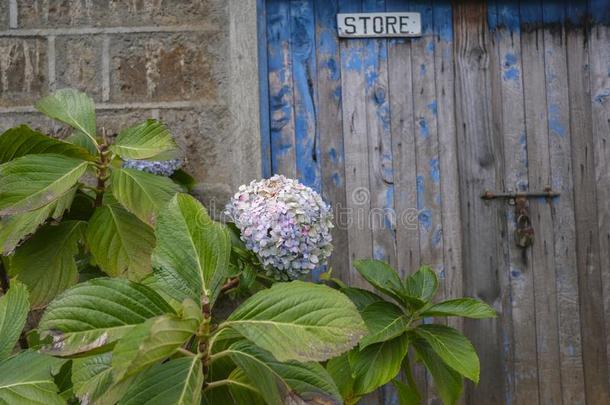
16,0 -> 227,28
55,36 -> 104,100
109,32 -> 227,103
157,107 -> 231,184
0,38 -> 48,107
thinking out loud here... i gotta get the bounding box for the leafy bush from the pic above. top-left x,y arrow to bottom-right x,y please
0,88 -> 494,405
0,89 -> 367,404
324,260 -> 496,405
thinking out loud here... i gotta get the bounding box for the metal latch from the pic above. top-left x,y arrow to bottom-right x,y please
481,188 -> 560,249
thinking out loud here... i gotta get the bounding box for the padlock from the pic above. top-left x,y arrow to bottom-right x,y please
515,214 -> 534,248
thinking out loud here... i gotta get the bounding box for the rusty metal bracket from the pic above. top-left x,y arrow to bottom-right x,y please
480,187 -> 560,249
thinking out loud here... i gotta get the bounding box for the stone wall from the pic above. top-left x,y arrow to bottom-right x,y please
0,0 -> 262,212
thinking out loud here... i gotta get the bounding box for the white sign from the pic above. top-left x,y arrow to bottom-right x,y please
337,12 -> 421,38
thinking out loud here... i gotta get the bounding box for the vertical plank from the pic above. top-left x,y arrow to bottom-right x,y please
314,0 -> 350,282
565,2 -> 610,403
267,0 -> 297,177
410,0 -> 444,292
519,2 -> 562,403
257,0 -> 272,178
387,0 -> 420,279
433,0 -> 463,312
362,0 -> 396,274
494,2 -> 541,403
453,2 -> 509,403
339,0 -> 372,287
588,0 -> 610,394
290,0 -> 320,191
541,1 -> 586,402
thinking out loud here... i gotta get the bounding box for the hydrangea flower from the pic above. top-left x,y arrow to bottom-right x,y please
122,158 -> 183,176
225,175 -> 334,280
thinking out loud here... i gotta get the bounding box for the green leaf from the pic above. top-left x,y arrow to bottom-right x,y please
226,281 -> 366,362
112,119 -> 179,160
225,368 -> 266,405
0,154 -> 89,216
392,378 -> 421,405
170,169 -> 196,192
353,259 -> 405,304
86,202 -> 155,280
359,301 -> 409,349
0,125 -> 94,163
66,130 -> 98,156
411,337 -> 463,405
340,287 -> 384,311
0,351 -> 66,404
0,280 -> 29,360
39,278 -> 175,356
72,353 -> 114,404
0,186 -> 77,255
35,88 -> 98,151
421,298 -> 497,319
403,266 -> 438,307
110,168 -> 181,225
326,353 -> 360,404
226,340 -> 342,405
412,324 -> 479,383
152,193 -> 231,307
11,220 -> 86,308
111,299 -> 201,380
119,356 -> 203,405
348,334 -> 409,396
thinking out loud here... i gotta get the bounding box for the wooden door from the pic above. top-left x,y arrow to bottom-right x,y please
258,0 -> 610,403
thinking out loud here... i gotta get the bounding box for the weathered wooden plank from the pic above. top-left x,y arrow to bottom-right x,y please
386,1 -> 420,279
432,0 -> 462,311
314,0 -> 350,283
257,0 -> 272,178
290,0 -> 320,191
519,2 -> 562,403
267,0 -> 297,177
565,1 -> 610,403
588,0 -> 610,393
385,0 -> 427,402
339,0 -> 372,288
541,1 -> 587,403
362,0 -> 396,274
453,2 -> 509,403
410,0 -> 444,297
493,2 -> 540,403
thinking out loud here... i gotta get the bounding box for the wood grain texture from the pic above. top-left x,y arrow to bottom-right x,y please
339,0 -> 373,288
542,1 -> 587,402
587,3 -> 610,396
453,2 -> 509,403
314,0 -> 350,282
495,2 -> 540,404
565,2 -> 610,403
520,2 -> 562,403
267,0 -> 297,177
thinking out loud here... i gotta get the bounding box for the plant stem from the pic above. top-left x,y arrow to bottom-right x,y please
0,259 -> 9,294
220,277 -> 240,295
202,379 -> 231,392
176,348 -> 195,357
94,129 -> 110,207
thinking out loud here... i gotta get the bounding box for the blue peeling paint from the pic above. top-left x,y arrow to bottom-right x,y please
497,2 -> 521,32
432,226 -> 443,247
426,40 -> 435,54
434,0 -> 453,42
416,175 -> 425,210
427,100 -> 438,116
503,67 -> 520,81
418,118 -> 429,138
429,158 -> 440,183
418,209 -> 432,232
373,246 -> 386,260
419,63 -> 427,77
346,46 -> 362,71
548,104 -> 566,137
331,172 -> 342,187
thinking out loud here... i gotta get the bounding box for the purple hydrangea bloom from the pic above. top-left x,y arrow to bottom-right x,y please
225,175 -> 334,280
